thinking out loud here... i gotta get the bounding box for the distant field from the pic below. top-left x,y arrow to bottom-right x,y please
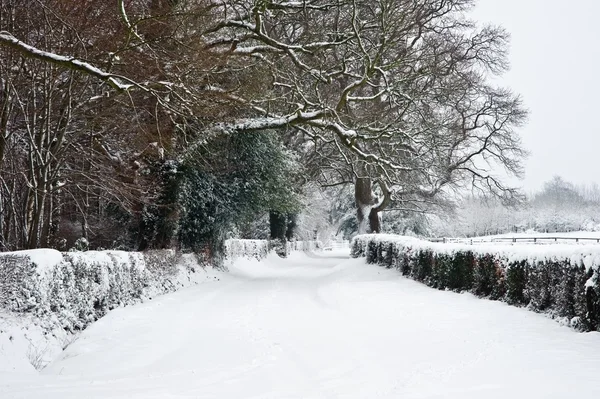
441,231 -> 600,244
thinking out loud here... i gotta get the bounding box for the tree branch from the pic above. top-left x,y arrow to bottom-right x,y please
0,31 -> 135,91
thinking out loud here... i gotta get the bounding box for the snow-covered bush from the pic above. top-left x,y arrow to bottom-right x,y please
0,254 -> 43,312
0,249 -> 203,332
225,239 -> 271,261
0,250 -> 62,313
352,235 -> 600,331
224,239 -> 324,261
287,240 -> 323,252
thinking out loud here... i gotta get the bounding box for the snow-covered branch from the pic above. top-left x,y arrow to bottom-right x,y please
0,31 -> 136,91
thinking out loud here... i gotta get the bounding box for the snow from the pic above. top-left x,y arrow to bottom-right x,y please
465,230 -> 600,243
1,249 -> 63,276
0,310 -> 74,373
2,250 -> 600,398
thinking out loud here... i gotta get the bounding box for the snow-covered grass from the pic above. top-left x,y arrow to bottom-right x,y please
445,230 -> 600,244
352,234 -> 600,331
2,250 -> 600,398
0,310 -> 80,373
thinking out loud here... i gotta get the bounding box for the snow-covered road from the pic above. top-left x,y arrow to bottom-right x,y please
3,250 -> 600,398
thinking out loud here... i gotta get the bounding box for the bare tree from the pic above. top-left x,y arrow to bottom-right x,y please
0,0 -> 527,247
194,0 -> 527,232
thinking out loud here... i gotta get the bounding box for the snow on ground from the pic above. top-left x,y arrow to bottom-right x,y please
0,310 -> 75,374
459,230 -> 600,244
2,250 -> 600,398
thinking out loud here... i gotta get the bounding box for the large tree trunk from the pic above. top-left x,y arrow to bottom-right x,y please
355,177 -> 376,234
355,178 -> 391,234
269,210 -> 288,257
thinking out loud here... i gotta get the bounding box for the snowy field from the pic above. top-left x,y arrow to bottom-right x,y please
2,250 -> 600,398
445,230 -> 600,244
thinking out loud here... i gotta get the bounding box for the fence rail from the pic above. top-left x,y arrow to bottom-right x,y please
429,236 -> 600,245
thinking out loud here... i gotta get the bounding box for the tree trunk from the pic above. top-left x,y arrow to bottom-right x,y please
269,210 -> 288,257
355,177 -> 376,234
355,177 -> 391,234
269,211 -> 287,241
368,207 -> 381,234
285,213 -> 297,241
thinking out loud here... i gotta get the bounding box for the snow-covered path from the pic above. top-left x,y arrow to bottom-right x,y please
3,250 -> 600,398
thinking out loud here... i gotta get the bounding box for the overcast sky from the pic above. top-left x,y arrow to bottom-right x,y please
472,0 -> 600,191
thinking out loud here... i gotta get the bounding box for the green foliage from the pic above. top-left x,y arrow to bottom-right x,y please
366,241 -> 378,264
447,251 -> 474,292
383,243 -> 394,268
177,131 -> 301,257
528,261 -> 560,311
506,260 -> 528,305
414,250 -> 433,282
137,160 -> 182,250
474,254 -> 505,299
430,253 -> 450,289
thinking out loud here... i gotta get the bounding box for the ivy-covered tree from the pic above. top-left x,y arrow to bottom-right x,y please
176,130 -> 301,262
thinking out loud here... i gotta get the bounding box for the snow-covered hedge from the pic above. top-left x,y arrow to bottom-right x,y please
225,239 -> 271,261
287,240 -> 324,252
0,249 -> 206,332
351,235 -> 600,331
225,239 -> 323,261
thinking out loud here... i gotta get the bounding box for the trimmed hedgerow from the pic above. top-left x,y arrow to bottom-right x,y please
351,235 -> 600,331
0,250 -> 204,332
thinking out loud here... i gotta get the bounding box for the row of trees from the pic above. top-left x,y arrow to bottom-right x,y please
416,177 -> 600,238
0,0 -> 526,255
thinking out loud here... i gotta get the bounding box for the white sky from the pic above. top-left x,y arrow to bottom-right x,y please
472,0 -> 600,191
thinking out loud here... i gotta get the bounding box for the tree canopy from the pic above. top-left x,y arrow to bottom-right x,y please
0,0 -> 527,251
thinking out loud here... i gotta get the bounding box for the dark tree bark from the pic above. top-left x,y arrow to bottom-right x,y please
269,211 -> 287,241
269,210 -> 288,257
285,213 -> 297,241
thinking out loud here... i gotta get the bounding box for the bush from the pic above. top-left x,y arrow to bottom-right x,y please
351,234 -> 600,331
0,249 -> 199,332
506,260 -> 528,305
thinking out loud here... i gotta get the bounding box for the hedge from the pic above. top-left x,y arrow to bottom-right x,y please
351,235 -> 600,331
0,249 -> 208,332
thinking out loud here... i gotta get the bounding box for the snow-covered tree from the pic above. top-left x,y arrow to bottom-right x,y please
190,0 -> 527,233
0,0 -> 527,248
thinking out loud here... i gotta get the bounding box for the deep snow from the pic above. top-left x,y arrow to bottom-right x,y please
2,250 -> 600,398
